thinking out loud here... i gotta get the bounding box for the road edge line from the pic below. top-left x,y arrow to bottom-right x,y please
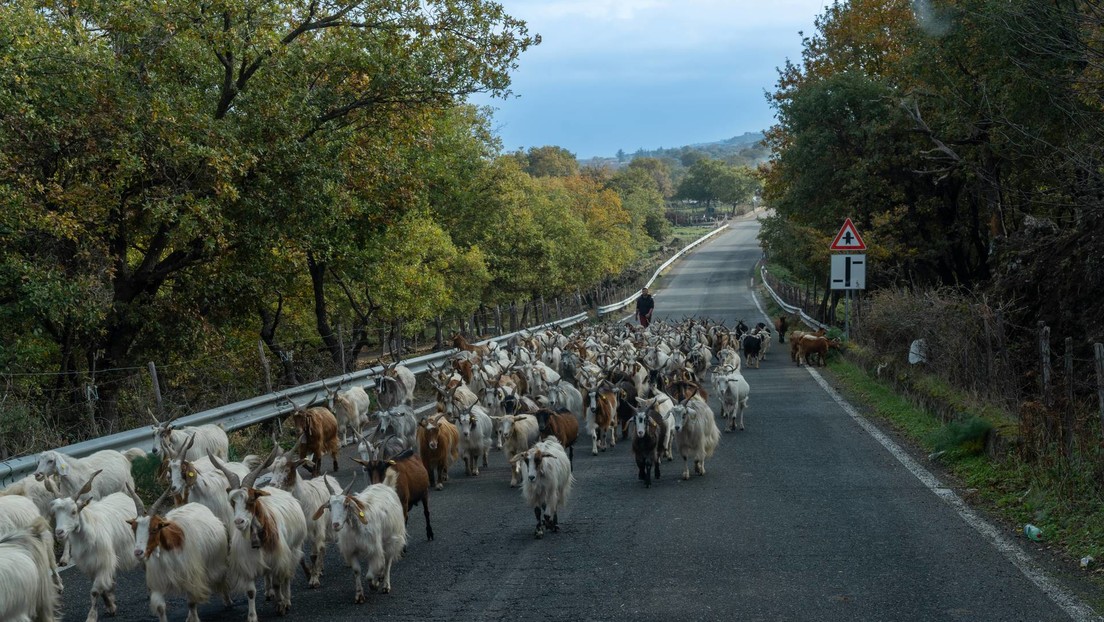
805,366 -> 1100,622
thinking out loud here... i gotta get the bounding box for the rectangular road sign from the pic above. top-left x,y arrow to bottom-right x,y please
830,254 -> 866,290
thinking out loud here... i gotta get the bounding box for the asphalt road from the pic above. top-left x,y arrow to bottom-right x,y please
54,220 -> 1099,621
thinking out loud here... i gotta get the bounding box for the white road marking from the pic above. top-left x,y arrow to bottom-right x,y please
806,368 -> 1100,622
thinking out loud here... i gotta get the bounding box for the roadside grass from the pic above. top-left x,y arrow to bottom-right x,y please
756,271 -> 1104,595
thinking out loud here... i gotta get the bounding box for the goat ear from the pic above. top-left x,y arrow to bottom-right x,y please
56,456 -> 70,476
312,504 -> 328,521
353,504 -> 369,524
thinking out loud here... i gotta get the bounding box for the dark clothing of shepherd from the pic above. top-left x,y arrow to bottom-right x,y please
636,293 -> 655,328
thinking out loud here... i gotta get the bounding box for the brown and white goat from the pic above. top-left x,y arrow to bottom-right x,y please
288,399 -> 341,476
789,328 -> 826,362
353,448 -> 433,541
213,451 -> 307,619
534,407 -> 578,465
583,382 -> 619,455
417,414 -> 460,490
126,486 -> 231,622
796,334 -> 841,367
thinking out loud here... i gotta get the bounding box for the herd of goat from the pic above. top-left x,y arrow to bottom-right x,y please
0,316 -> 841,622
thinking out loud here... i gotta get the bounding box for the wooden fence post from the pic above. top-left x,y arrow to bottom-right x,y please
1039,322 -> 1052,408
1063,337 -> 1073,458
1095,343 -> 1104,439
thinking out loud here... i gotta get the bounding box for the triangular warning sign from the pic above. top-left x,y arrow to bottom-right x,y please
830,218 -> 866,251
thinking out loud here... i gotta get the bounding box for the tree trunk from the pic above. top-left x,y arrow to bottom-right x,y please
259,297 -> 299,386
307,251 -> 342,366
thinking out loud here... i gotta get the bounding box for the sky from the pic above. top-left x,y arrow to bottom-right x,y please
468,0 -> 832,159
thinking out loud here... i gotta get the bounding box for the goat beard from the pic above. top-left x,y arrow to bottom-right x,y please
249,515 -> 266,549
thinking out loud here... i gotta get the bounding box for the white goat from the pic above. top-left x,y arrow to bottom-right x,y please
376,364 -> 416,409
0,494 -> 45,535
214,453 -> 307,620
714,365 -> 751,432
50,471 -> 138,622
455,402 -> 494,476
511,437 -> 575,539
525,361 -> 561,397
0,494 -> 63,593
267,447 -> 340,589
313,480 -> 407,603
33,448 -> 143,501
126,486 -> 230,622
149,411 -> 229,461
546,379 -> 584,422
1,475 -> 58,517
167,439 -> 259,533
325,382 -> 372,446
497,414 -> 539,487
0,517 -> 58,622
670,394 -> 721,480
375,406 -> 419,452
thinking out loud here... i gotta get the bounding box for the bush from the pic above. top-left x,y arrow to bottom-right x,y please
857,288 -> 1020,408
928,415 -> 994,458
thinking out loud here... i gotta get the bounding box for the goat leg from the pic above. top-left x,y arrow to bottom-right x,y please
533,506 -> 544,538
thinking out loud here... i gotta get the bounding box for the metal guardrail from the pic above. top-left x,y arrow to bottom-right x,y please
597,224 -> 730,316
760,266 -> 830,332
0,313 -> 589,487
0,224 -> 727,487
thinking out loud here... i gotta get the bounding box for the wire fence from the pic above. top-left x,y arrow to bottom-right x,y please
763,269 -> 1104,464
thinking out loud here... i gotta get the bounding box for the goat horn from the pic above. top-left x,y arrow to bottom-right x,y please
242,445 -> 279,490
147,408 -> 162,426
324,476 -> 336,496
208,452 -> 241,490
342,473 -> 357,496
72,469 -> 103,502
182,432 -> 196,454
148,487 -> 173,517
125,483 -> 147,517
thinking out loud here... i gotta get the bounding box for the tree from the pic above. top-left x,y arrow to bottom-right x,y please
676,159 -> 758,212
0,0 -> 537,427
609,167 -> 669,242
518,146 -> 580,177
626,157 -> 674,198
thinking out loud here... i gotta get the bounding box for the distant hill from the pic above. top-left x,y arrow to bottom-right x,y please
579,131 -> 769,170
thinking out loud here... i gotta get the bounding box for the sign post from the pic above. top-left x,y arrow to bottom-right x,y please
829,219 -> 868,339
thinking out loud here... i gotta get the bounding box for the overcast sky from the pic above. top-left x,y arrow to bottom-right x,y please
468,0 -> 832,159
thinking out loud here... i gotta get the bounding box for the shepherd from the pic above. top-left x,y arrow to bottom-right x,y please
636,287 -> 655,328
